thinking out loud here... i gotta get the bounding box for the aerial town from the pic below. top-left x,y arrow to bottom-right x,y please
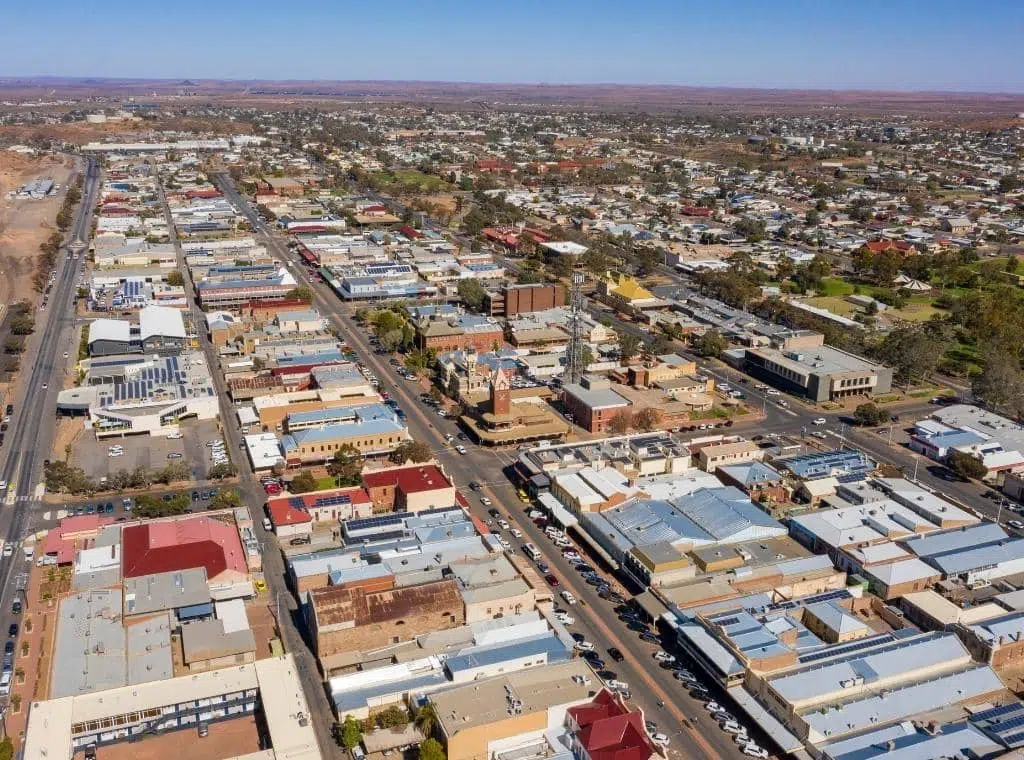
0,71 -> 1020,760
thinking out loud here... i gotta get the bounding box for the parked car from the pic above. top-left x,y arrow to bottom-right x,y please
607,647 -> 625,662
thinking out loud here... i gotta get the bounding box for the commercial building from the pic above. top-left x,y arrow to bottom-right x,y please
361,462 -> 457,513
56,352 -> 220,437
86,305 -> 188,356
306,579 -> 466,664
560,376 -> 630,434
484,283 -> 566,317
278,403 -> 410,463
743,344 -> 892,402
23,655 -> 321,759
565,689 -> 655,760
431,659 -> 596,760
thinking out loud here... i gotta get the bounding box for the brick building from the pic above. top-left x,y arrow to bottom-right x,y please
484,283 -> 566,317
361,462 -> 457,513
560,376 -> 630,434
306,579 -> 465,664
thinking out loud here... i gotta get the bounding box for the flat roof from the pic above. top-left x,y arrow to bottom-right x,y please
748,344 -> 885,376
432,659 -> 595,736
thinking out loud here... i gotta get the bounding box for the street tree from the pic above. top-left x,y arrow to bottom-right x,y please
694,329 -> 727,358
948,451 -> 987,481
634,407 -> 662,432
608,410 -> 633,435
420,738 -> 447,760
617,333 -> 642,365
852,402 -> 889,427
289,470 -> 318,494
390,440 -> 433,464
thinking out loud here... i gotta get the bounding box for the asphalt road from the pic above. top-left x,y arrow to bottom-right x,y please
164,178 -> 341,760
0,157 -> 100,632
214,173 -> 755,760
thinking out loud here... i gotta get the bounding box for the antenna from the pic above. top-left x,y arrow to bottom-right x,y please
565,272 -> 586,385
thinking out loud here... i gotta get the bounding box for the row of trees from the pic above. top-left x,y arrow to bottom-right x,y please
44,459 -> 194,496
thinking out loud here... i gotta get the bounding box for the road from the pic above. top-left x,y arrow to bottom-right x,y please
160,177 -> 341,760
214,173 -> 752,760
0,156 -> 100,642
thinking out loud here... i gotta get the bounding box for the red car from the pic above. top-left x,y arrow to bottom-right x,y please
545,574 -> 560,587
264,483 -> 281,495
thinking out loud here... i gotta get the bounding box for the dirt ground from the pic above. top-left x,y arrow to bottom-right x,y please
51,417 -> 85,461
0,151 -> 75,306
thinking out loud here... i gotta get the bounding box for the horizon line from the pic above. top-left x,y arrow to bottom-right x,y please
0,75 -> 1022,98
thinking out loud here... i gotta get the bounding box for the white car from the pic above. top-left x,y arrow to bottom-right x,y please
455,445 -> 467,454
561,590 -> 577,605
765,389 -> 780,395
480,496 -> 491,506
510,528 -> 523,538
2,545 -> 13,558
720,720 -> 746,735
741,745 -> 768,758
813,417 -> 827,425
555,614 -> 574,625
108,450 -> 124,457
574,640 -> 595,652
650,733 -> 669,747
166,432 -> 183,440
653,651 -> 676,663
606,679 -> 629,691
704,702 -> 724,713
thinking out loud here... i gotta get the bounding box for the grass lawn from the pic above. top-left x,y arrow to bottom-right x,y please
886,302 -> 942,322
817,278 -> 856,297
373,170 -> 453,193
806,296 -> 857,317
314,475 -> 337,491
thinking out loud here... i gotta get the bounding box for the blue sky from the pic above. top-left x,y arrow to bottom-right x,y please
2,0 -> 1022,91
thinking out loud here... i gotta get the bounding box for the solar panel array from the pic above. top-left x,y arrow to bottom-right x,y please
798,632 -> 896,664
972,703 -> 1024,724
767,588 -> 850,613
346,513 -> 404,532
314,493 -> 351,508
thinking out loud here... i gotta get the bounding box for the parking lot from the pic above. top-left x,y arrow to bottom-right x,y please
69,418 -> 225,481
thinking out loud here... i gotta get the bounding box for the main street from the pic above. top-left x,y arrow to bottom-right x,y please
0,156 -> 100,644
215,173 -> 754,760
160,178 -> 341,759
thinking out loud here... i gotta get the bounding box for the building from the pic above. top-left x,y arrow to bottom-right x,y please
279,403 -> 410,463
461,368 -> 571,447
361,462 -> 457,513
743,344 -> 892,402
22,655 -> 320,760
415,313 -> 505,353
56,352 -> 220,437
560,376 -> 630,434
266,486 -> 373,536
484,283 -> 566,317
306,579 -> 466,664
565,689 -> 655,760
87,305 -> 188,357
695,440 -> 764,472
121,517 -> 249,588
431,659 -> 596,760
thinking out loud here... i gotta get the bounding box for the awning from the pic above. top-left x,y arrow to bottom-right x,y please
539,494 -> 578,528
569,524 -> 620,571
634,590 -> 671,623
726,686 -> 804,754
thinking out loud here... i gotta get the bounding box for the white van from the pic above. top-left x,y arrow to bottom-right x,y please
0,671 -> 12,696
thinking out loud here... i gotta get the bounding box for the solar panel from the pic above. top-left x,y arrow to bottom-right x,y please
972,703 -> 1024,723
999,729 -> 1024,747
288,497 -> 305,509
798,633 -> 894,664
993,715 -> 1024,734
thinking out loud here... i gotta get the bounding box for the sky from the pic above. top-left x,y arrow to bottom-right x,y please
2,0 -> 1022,92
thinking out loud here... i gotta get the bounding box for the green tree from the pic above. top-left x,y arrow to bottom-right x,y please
873,325 -> 943,388
0,736 -> 12,760
853,402 -> 888,427
456,279 -> 488,312
948,451 -> 987,481
617,333 -> 642,365
210,488 -> 241,510
331,444 -> 363,487
390,439 -> 433,464
285,286 -> 314,303
998,174 -> 1019,194
414,703 -> 438,738
972,352 -> 1024,416
340,715 -> 363,749
694,329 -> 727,358
289,470 -> 318,494
419,738 -> 447,760
166,271 -> 185,287
376,705 -> 410,729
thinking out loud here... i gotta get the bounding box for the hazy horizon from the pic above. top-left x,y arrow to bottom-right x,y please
3,0 -> 1022,93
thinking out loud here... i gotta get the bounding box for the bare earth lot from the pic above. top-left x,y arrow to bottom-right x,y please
0,151 -> 75,307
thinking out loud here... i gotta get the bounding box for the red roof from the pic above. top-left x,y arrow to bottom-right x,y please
42,515 -> 116,564
267,487 -> 370,526
185,189 -> 222,199
569,690 -> 654,760
362,464 -> 452,495
398,225 -> 424,240
121,517 -> 247,581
